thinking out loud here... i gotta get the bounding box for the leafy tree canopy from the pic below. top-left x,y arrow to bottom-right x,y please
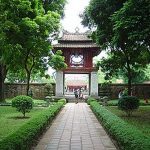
49,50 -> 67,71
82,0 -> 150,95
0,0 -> 66,97
43,0 -> 66,16
112,0 -> 150,48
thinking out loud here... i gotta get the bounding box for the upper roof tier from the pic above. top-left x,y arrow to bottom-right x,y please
53,30 -> 99,49
58,31 -> 91,42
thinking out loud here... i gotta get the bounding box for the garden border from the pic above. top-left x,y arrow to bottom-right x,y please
88,100 -> 150,150
0,100 -> 65,150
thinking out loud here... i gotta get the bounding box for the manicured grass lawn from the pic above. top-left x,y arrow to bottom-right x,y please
105,99 -> 150,106
0,106 -> 48,141
106,106 -> 150,136
5,98 -> 47,104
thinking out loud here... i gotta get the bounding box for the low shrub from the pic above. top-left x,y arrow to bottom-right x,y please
89,100 -> 150,150
58,99 -> 66,104
87,97 -> 97,105
12,95 -> 33,117
0,102 -> 64,150
107,100 -> 118,106
118,96 -> 140,116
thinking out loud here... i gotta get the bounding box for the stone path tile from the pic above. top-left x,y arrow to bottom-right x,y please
33,103 -> 117,150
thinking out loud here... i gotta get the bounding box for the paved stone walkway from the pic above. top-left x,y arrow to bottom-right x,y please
34,103 -> 117,150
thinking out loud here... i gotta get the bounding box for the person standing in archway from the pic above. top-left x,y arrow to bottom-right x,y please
74,89 -> 79,103
79,87 -> 83,100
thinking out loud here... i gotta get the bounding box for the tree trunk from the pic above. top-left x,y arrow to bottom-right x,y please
26,70 -> 31,96
127,62 -> 132,96
0,63 -> 7,101
24,52 -> 35,96
128,76 -> 132,96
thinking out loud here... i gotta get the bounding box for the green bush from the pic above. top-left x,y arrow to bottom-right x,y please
0,102 -> 64,150
107,100 -> 118,106
87,97 -> 96,105
12,95 -> 33,117
58,99 -> 66,104
118,96 -> 140,116
90,101 -> 150,150
44,83 -> 54,96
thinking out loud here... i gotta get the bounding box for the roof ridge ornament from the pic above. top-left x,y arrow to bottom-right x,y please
63,29 -> 69,34
75,27 -> 79,33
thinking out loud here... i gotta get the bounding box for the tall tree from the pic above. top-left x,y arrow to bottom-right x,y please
97,50 -> 148,85
42,0 -> 66,16
112,0 -> 150,49
0,0 -> 66,100
81,0 -> 150,95
110,0 -> 150,94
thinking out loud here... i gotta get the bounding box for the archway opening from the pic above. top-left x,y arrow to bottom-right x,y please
64,73 -> 89,95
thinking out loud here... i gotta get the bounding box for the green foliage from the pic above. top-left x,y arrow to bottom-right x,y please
0,102 -> 64,150
118,96 -> 140,116
87,97 -> 96,105
12,95 -> 33,117
0,0 -> 66,96
121,88 -> 128,97
6,69 -> 55,83
58,99 -> 66,105
0,106 -> 45,141
44,83 -> 53,95
82,0 -> 150,95
49,50 -> 67,70
97,50 -> 147,94
106,100 -> 118,106
42,0 -> 66,16
112,0 -> 150,49
106,106 -> 150,137
100,99 -> 150,107
90,101 -> 150,150
5,70 -> 26,83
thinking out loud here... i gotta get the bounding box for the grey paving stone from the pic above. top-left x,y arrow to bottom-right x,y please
33,103 -> 117,150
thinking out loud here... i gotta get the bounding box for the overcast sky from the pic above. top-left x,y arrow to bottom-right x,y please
61,0 -> 90,32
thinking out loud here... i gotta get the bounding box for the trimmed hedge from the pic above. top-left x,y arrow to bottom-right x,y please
0,102 -> 64,150
87,97 -> 97,105
58,99 -> 67,105
107,100 -> 118,106
90,101 -> 150,150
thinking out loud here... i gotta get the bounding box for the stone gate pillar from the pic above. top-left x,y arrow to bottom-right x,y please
90,71 -> 98,97
56,71 -> 64,96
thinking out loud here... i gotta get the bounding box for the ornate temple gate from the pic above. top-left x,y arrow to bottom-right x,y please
53,30 -> 100,97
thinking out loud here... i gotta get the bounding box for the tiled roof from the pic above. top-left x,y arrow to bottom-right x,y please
53,30 -> 99,49
59,33 -> 91,42
53,43 -> 98,48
